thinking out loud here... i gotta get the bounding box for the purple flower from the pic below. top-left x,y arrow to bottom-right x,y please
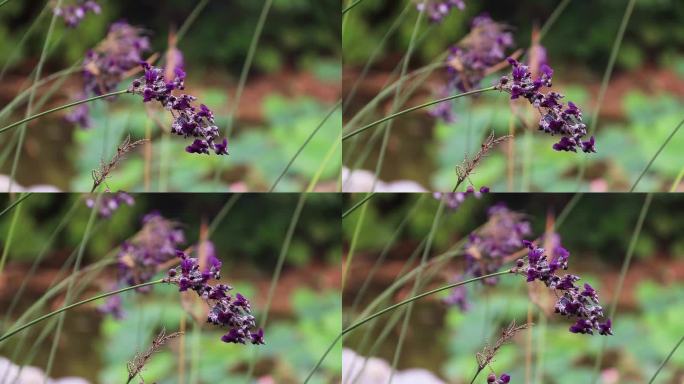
53,0 -> 101,28
98,294 -> 125,319
487,373 -> 511,383
434,186 -> 488,211
117,212 -> 185,291
497,58 -> 595,153
67,21 -> 149,128
83,22 -> 150,96
415,0 -> 465,23
514,242 -> 612,336
165,250 -> 264,345
85,192 -> 134,218
65,99 -> 92,128
431,14 -> 512,123
445,203 -> 530,309
128,63 -> 228,156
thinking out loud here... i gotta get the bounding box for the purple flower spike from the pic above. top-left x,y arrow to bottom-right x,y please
165,249 -> 263,345
129,63 -> 228,156
497,58 -> 594,153
514,242 -> 612,336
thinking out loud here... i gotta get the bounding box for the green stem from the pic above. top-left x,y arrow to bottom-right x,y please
342,0 -> 364,14
176,0 -> 211,42
630,117 -> 684,192
576,0 -> 636,189
670,167 -> 684,192
345,270 -> 510,335
269,100 -> 341,192
0,89 -> 128,135
342,192 -> 376,219
0,279 -> 165,344
591,193 -> 652,383
244,193 -> 307,381
0,192 -> 31,217
648,335 -> 684,383
342,87 -> 496,141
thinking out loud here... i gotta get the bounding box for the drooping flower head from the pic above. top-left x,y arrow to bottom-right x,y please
415,0 -> 465,23
53,0 -> 101,28
513,241 -> 612,336
165,250 -> 264,345
128,63 -> 229,155
497,58 -> 595,153
85,191 -> 134,218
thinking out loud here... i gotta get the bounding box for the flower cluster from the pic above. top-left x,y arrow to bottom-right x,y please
117,212 -> 185,291
464,203 -> 531,281
434,186 -> 488,211
497,58 -> 595,153
53,0 -> 100,28
432,14 -> 513,122
447,15 -> 513,92
99,212 -> 184,318
487,373 -> 511,383
415,0 -> 465,23
85,192 -> 134,218
128,63 -> 228,155
68,21 -> 149,128
83,22 -> 150,96
445,203 -> 530,309
513,241 -> 612,336
165,250 -> 264,345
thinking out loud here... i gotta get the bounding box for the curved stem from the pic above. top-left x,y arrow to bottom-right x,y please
344,271 -> 510,335
342,0 -> 364,14
342,192 -> 376,219
342,87 -> 496,141
304,270 -> 511,383
630,117 -> 684,192
649,335 -> 684,383
0,279 -> 165,344
269,100 -> 341,192
0,89 -> 128,135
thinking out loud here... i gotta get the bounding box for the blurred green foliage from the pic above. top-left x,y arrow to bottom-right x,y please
1,0 -> 340,74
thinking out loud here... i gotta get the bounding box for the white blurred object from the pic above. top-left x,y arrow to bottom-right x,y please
0,175 -> 61,192
0,357 -> 90,384
342,348 -> 445,384
341,167 -> 427,192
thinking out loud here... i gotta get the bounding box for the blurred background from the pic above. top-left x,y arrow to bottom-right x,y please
342,193 -> 684,383
0,0 -> 341,192
0,193 -> 341,383
342,0 -> 684,192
